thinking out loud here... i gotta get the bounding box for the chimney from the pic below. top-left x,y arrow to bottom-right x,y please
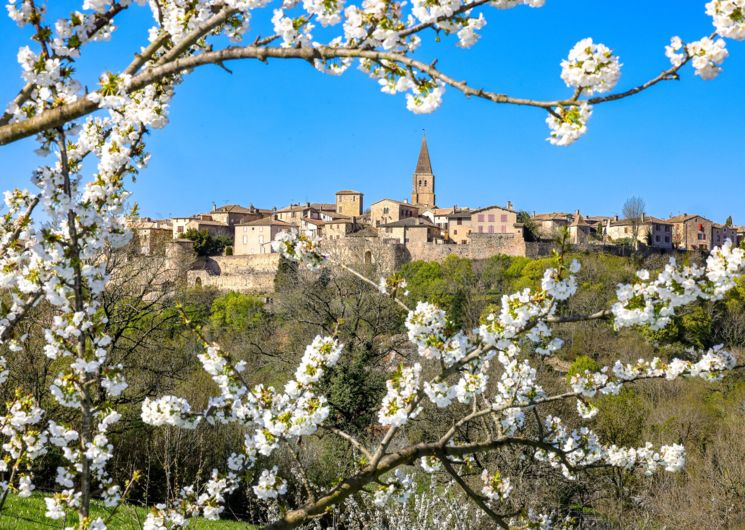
614,215 -> 618,222
641,213 -> 645,223
507,201 -> 513,210
575,209 -> 580,217
404,199 -> 409,204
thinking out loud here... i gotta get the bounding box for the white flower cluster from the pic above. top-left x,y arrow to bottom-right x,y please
612,240 -> 744,330
378,363 -> 422,426
372,469 -> 415,506
546,103 -> 593,146
491,0 -> 545,8
480,469 -> 512,501
253,466 -> 289,499
687,37 -> 729,79
271,230 -> 327,270
706,0 -> 745,40
537,416 -> 687,480
405,301 -> 448,357
560,38 -> 621,95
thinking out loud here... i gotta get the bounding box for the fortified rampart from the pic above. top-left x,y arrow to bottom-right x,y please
186,254 -> 280,293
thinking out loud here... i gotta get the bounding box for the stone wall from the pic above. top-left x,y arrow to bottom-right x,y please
405,233 -> 552,261
321,237 -> 409,274
186,254 -> 280,293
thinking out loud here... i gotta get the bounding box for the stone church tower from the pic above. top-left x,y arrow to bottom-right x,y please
411,134 -> 436,209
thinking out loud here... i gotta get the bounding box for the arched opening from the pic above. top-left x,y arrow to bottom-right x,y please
364,250 -> 373,266
195,277 -> 202,288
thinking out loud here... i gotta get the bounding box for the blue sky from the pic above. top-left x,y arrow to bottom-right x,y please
1,1 -> 743,222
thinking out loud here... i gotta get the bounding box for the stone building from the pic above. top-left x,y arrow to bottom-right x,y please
532,212 -> 572,238
447,210 -> 472,245
411,134 -> 436,209
370,198 -> 419,228
275,204 -> 321,226
568,210 -> 594,245
324,218 -> 361,240
422,207 -> 457,240
234,217 -> 291,255
209,204 -> 270,226
335,190 -> 363,217
128,217 -> 173,256
605,215 -> 673,249
470,204 -> 520,236
171,215 -> 232,240
379,217 -> 441,244
667,214 -> 715,251
713,223 -> 738,247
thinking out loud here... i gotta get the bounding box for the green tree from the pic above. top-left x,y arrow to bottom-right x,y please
183,228 -> 232,256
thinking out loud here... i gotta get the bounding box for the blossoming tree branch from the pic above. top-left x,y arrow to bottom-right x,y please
0,0 -> 744,529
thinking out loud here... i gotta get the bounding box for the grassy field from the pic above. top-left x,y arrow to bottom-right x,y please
0,494 -> 255,529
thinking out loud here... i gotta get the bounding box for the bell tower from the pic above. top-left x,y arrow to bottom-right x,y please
411,133 -> 436,209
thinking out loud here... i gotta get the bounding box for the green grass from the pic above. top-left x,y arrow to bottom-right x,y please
0,494 -> 254,529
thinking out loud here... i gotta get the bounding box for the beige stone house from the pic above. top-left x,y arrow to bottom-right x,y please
127,217 -> 173,255
171,215 -> 232,240
470,204 -> 520,236
422,207 -> 458,240
234,217 -> 291,255
379,217 -> 440,244
667,214 -> 715,251
532,212 -> 572,239
568,211 -> 594,244
335,190 -> 363,217
275,204 -> 321,226
447,210 -> 472,244
605,215 -> 673,249
209,204 -> 270,226
370,198 -> 419,228
713,223 -> 738,247
324,218 -> 361,240
301,218 -> 325,238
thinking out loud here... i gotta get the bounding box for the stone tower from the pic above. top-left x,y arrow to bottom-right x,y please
411,134 -> 436,209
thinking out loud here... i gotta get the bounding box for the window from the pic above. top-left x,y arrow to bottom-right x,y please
383,207 -> 389,214
242,236 -> 247,244
501,225 -> 506,233
501,214 -> 508,222
487,214 -> 495,222
453,229 -> 458,235
478,226 -> 483,233
423,180 -> 427,187
666,225 -> 671,232
243,226 -> 247,232
698,233 -> 704,240
477,214 -> 485,222
665,236 -> 670,243
457,218 -> 462,225
488,226 -> 494,233
258,235 -> 264,244
655,235 -> 660,242
177,226 -> 184,233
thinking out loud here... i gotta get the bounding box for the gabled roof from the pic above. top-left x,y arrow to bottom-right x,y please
276,204 -> 318,214
667,214 -> 713,224
212,204 -> 262,214
371,198 -> 418,208
470,204 -> 517,215
609,216 -> 672,227
303,218 -> 325,226
414,134 -> 433,175
236,217 -> 290,227
191,219 -> 229,227
448,210 -> 472,220
533,212 -> 572,221
380,217 -> 437,228
310,203 -> 336,211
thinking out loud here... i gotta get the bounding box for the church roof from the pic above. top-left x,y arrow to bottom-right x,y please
414,134 -> 433,175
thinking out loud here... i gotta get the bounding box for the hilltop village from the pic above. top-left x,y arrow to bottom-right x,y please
129,135 -> 743,293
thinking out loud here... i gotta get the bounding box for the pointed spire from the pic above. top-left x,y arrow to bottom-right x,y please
414,132 -> 433,175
